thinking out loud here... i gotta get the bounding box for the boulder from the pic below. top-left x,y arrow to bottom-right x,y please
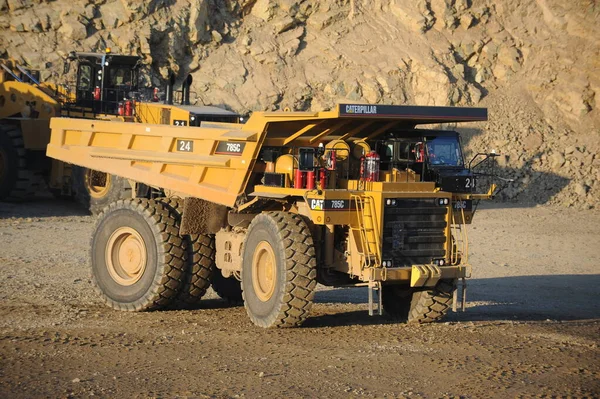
497,46 -> 521,72
389,1 -> 428,33
211,30 -> 223,43
274,16 -> 295,33
100,2 -> 128,29
7,0 -> 28,11
189,0 -> 209,43
58,16 -> 87,41
548,152 -> 565,169
523,132 -> 543,151
251,0 -> 276,21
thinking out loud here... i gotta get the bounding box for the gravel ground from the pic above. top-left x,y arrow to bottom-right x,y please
0,198 -> 599,398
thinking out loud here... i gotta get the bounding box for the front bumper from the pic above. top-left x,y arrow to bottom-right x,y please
368,265 -> 471,287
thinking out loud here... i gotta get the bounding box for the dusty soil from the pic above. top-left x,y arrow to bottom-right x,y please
0,198 -> 599,398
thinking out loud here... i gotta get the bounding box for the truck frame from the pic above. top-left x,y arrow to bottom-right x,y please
47,103 -> 497,327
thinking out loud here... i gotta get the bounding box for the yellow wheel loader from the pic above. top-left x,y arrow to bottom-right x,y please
1,50 -> 239,213
47,102 -> 501,327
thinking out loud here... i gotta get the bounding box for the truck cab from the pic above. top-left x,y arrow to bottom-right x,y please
376,130 -> 476,193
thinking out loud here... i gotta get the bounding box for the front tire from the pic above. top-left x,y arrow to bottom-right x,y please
91,199 -> 185,311
241,212 -> 317,328
0,124 -> 41,201
382,280 -> 456,323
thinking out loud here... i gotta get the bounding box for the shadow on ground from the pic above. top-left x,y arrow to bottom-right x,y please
0,195 -> 89,219
310,274 -> 600,327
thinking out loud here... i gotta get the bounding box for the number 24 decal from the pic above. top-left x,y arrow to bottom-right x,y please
177,139 -> 193,152
465,178 -> 475,188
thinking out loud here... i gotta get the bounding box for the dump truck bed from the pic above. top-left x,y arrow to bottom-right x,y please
47,104 -> 487,208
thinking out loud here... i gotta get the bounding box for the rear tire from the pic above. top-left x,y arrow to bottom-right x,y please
0,123 -> 41,201
156,197 -> 214,308
72,165 -> 132,215
91,199 -> 185,311
241,212 -> 317,328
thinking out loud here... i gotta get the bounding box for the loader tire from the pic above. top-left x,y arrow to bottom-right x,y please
72,165 -> 132,215
0,124 -> 41,201
211,271 -> 243,305
156,197 -> 214,308
91,199 -> 185,311
241,212 -> 317,328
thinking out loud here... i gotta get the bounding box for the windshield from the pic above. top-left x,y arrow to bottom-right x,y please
426,136 -> 464,167
108,66 -> 135,88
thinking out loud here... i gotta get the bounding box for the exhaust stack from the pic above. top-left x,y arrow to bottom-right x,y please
181,74 -> 193,106
164,72 -> 175,105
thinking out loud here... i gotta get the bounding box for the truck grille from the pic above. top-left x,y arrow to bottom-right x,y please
382,198 -> 447,266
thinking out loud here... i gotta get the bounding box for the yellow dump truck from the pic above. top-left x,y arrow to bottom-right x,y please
47,103 -> 498,327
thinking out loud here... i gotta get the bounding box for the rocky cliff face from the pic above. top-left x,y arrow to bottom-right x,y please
1,0 -> 599,209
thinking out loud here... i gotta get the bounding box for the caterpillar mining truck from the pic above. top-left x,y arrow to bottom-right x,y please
47,103 -> 498,327
0,50 -> 238,213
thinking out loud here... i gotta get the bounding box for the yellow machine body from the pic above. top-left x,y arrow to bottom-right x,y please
48,104 -> 495,286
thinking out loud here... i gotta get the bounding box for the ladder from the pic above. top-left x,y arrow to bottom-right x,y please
350,194 -> 382,269
450,206 -> 470,312
350,194 -> 384,315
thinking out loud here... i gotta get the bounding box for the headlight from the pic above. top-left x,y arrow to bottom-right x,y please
386,199 -> 391,205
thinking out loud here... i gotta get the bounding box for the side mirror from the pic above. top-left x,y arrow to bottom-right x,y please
63,62 -> 70,74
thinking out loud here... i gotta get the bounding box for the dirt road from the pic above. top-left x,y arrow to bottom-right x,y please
0,199 -> 599,398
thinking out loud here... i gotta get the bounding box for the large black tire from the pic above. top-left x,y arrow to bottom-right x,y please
241,212 -> 317,328
71,165 -> 132,215
211,271 -> 243,304
383,280 -> 456,323
156,197 -> 215,308
0,123 -> 41,201
91,199 -> 185,311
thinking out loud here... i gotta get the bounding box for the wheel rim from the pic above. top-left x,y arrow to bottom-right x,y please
85,169 -> 111,198
252,241 -> 277,302
106,227 -> 147,286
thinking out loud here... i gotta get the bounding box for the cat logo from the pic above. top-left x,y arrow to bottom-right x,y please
310,199 -> 324,210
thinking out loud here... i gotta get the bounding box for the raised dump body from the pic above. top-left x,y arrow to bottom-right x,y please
47,103 -> 498,328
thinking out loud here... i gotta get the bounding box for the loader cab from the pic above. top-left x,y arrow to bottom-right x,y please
71,51 -> 141,115
377,130 -> 475,193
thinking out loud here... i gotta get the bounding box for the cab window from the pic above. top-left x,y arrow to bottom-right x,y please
78,65 -> 92,90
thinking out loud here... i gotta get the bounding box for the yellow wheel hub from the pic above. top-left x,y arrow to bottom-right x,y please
106,227 -> 147,286
252,241 -> 277,302
85,169 -> 111,199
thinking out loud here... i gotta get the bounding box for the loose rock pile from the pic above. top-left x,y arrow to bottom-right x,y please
1,0 -> 598,209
